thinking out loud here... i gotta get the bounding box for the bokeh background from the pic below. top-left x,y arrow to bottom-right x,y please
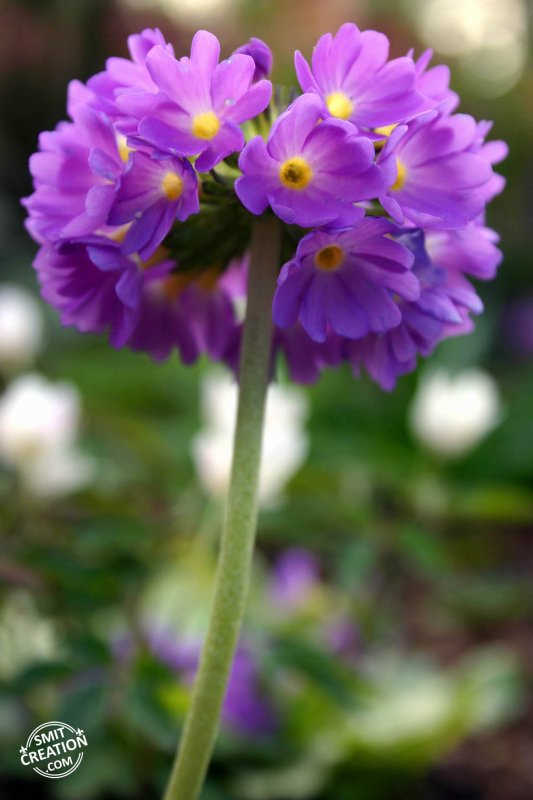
1,0 -> 532,798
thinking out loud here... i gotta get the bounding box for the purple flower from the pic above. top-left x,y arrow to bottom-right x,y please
426,222 -> 502,281
295,23 -> 423,129
223,646 -> 277,737
23,104 -> 125,245
229,257 -> 343,382
273,219 -> 418,342
272,325 -> 343,384
34,240 -> 143,348
234,37 -> 273,83
379,112 -> 493,230
270,548 -> 320,610
73,28 -> 175,123
325,617 -> 360,661
33,237 -> 240,363
236,94 -> 383,228
468,120 -> 508,202
413,49 -> 459,114
117,30 -> 272,172
148,631 -> 277,737
129,266 -> 240,363
347,228 -> 483,390
109,152 -> 199,260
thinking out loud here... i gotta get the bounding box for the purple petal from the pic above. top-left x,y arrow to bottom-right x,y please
273,263 -> 313,328
190,30 -> 220,74
223,79 -> 272,125
212,54 -> 255,111
138,117 -> 201,155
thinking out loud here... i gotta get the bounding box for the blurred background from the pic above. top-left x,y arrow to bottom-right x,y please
0,0 -> 532,798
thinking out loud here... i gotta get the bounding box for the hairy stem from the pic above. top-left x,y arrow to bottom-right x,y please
163,214 -> 282,800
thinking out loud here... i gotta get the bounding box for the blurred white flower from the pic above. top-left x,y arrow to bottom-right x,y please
411,0 -> 527,96
0,284 -> 44,371
119,0 -> 234,24
0,592 -> 57,679
0,373 -> 93,496
409,368 -> 502,458
192,372 -> 309,507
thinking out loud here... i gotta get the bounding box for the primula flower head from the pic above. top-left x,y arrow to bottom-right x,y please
24,24 -> 506,391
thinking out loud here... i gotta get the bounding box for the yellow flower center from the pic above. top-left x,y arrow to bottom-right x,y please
373,124 -> 397,152
391,158 -> 408,191
161,171 -> 184,201
314,244 -> 345,271
375,124 -> 397,139
117,134 -> 134,163
192,111 -> 221,140
326,91 -> 354,120
279,157 -> 313,190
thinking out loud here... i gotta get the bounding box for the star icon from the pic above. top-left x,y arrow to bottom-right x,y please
76,728 -> 84,736
20,746 -> 27,754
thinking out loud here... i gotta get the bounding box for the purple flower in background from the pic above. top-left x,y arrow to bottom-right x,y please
109,152 -> 199,260
23,104 -> 125,244
148,631 -> 276,737
270,548 -> 321,610
273,219 -> 418,342
234,37 -> 273,82
236,94 -> 383,227
117,30 -> 272,172
325,617 -> 361,660
295,23 -> 423,129
379,112 -> 493,230
268,550 -> 362,662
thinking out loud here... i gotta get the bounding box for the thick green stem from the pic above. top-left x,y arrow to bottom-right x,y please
163,215 -> 282,800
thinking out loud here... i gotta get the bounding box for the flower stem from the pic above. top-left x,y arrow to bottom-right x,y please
163,214 -> 282,800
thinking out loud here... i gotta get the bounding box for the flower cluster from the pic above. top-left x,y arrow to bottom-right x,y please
24,24 -> 506,389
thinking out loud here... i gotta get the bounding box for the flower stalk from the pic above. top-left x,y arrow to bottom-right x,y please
163,214 -> 282,800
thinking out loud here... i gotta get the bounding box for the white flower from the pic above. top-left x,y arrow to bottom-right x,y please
0,592 -> 57,679
409,368 -> 502,457
192,372 -> 309,507
0,284 -> 44,371
0,373 -> 93,496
